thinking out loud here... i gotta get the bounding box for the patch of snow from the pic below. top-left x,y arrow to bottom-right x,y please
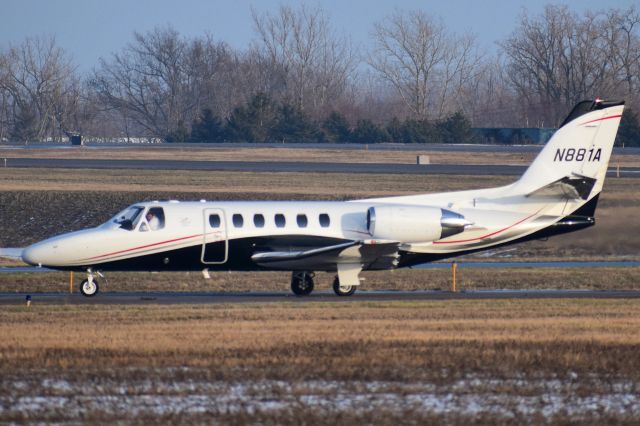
2,375 -> 640,421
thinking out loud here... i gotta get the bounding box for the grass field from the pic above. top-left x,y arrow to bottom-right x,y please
2,148 -> 640,423
1,300 -> 639,423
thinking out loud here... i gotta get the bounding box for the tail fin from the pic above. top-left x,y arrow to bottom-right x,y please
510,99 -> 624,200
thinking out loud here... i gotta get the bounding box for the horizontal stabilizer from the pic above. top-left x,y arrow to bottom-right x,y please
526,174 -> 596,200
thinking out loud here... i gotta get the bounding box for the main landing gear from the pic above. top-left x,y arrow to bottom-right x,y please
332,276 -> 357,297
291,271 -> 314,296
80,269 -> 101,297
290,271 -> 358,297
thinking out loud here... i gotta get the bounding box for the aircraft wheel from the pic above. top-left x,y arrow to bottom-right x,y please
80,278 -> 99,297
291,272 -> 314,296
333,276 -> 356,297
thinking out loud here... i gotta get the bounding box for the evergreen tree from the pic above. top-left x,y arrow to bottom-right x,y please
350,119 -> 388,143
436,111 -> 477,144
321,111 -> 351,143
400,119 -> 435,143
616,108 -> 640,147
226,93 -> 279,142
385,117 -> 403,143
10,107 -> 37,142
273,103 -> 318,143
165,120 -> 189,143
190,108 -> 225,143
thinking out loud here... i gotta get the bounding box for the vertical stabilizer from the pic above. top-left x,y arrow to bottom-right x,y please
510,100 -> 624,199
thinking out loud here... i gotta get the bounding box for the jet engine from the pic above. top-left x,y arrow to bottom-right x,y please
366,205 -> 471,243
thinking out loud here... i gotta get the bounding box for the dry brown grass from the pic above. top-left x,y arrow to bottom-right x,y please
2,297 -> 640,423
0,145 -> 538,165
0,167 -> 511,195
0,166 -> 634,201
1,299 -> 639,385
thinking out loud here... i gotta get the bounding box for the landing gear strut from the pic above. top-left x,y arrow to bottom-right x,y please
291,271 -> 314,296
332,276 -> 357,297
80,269 -> 100,297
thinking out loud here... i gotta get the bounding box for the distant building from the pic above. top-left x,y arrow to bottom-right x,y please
69,133 -> 83,146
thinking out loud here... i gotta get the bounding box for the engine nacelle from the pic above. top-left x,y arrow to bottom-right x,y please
366,205 -> 470,243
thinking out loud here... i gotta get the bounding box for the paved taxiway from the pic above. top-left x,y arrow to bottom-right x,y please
1,290 -> 639,305
5,157 -> 640,177
3,141 -> 640,155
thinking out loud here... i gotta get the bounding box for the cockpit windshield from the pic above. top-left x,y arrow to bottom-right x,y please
105,206 -> 144,231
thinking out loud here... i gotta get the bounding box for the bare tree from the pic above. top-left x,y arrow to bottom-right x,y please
91,27 -> 187,137
0,54 -> 10,141
368,10 -> 482,121
251,4 -> 356,119
91,26 -> 237,139
463,56 -> 521,127
600,6 -> 640,107
499,6 -> 640,126
0,36 -> 78,142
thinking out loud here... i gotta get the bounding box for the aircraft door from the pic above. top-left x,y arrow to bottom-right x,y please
202,208 -> 228,264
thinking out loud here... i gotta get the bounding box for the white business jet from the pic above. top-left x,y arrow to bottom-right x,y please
22,99 -> 625,297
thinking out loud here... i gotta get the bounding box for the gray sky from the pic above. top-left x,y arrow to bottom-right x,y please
2,0 -> 637,72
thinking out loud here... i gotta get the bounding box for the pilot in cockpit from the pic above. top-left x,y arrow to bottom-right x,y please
140,208 -> 163,231
146,211 -> 161,230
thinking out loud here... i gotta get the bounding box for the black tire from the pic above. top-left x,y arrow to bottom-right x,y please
80,278 -> 99,297
291,272 -> 314,296
332,276 -> 356,296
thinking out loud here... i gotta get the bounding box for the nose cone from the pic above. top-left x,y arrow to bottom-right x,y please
22,229 -> 105,268
22,242 -> 52,267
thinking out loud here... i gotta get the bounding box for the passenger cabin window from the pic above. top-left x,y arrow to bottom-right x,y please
232,214 -> 244,228
275,214 -> 286,228
209,214 -> 221,228
319,213 -> 330,227
254,214 -> 265,228
139,207 -> 165,232
297,214 -> 308,228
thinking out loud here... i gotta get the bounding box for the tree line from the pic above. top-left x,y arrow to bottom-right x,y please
1,4 -> 639,145
170,93 -> 477,144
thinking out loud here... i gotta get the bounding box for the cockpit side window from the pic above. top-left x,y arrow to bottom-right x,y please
113,206 -> 144,231
139,207 -> 166,232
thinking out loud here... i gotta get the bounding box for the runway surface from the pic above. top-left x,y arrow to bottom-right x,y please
4,157 -> 640,177
1,289 -> 639,305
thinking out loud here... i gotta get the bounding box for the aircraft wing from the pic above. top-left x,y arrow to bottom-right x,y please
251,240 -> 400,271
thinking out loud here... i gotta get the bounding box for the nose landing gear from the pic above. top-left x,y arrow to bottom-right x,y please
80,269 -> 102,297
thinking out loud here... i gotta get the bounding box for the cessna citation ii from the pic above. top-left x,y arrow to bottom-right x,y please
22,99 -> 624,297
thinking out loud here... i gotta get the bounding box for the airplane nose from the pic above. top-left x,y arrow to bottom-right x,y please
22,244 -> 45,266
21,231 -> 93,267
22,242 -> 61,267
